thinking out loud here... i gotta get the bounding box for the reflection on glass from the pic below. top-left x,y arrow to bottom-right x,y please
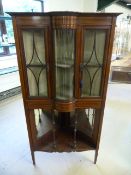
70,109 -> 95,137
34,109 -> 53,138
54,29 -> 75,100
81,30 -> 106,97
22,29 -> 48,97
34,109 -> 95,149
76,109 -> 95,137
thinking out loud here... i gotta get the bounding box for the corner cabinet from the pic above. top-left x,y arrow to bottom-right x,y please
9,12 -> 119,164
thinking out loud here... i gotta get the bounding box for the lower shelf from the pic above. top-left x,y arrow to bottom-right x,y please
35,129 -> 95,152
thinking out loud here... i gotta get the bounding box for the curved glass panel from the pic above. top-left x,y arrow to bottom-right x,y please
22,29 -> 48,97
54,29 -> 75,100
81,29 -> 106,97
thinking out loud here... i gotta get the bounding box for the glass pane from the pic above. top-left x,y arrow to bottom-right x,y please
54,29 -> 75,100
76,109 -> 95,137
22,29 -> 48,97
27,67 -> 47,96
34,109 -> 53,138
81,29 -> 106,97
22,29 -> 46,65
83,30 -> 106,65
82,67 -> 102,97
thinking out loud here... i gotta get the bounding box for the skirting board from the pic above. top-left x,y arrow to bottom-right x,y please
0,86 -> 21,101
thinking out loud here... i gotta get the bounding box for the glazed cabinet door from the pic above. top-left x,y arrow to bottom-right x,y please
54,29 -> 75,100
22,28 -> 48,97
14,16 -> 51,100
80,28 -> 109,98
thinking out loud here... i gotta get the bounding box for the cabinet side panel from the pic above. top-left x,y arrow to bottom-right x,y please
12,17 -> 37,163
12,17 -> 28,99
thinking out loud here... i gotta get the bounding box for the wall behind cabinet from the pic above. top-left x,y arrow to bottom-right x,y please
44,0 -> 98,12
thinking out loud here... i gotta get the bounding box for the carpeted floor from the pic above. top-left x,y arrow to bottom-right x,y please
0,83 -> 131,175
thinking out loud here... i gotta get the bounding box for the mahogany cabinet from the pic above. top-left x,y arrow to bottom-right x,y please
9,12 -> 119,164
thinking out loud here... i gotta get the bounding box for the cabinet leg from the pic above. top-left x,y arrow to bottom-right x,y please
94,150 -> 98,164
31,150 -> 35,165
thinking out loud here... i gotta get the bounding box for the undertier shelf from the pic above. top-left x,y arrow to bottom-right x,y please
36,129 -> 95,152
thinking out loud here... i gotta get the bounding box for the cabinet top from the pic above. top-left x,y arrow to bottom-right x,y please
7,11 -> 121,17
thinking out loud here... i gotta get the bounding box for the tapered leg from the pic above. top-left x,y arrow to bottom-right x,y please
94,150 -> 98,164
31,150 -> 36,165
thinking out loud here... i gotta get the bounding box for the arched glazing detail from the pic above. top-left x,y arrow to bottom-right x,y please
22,29 -> 48,97
54,29 -> 75,100
81,29 -> 106,97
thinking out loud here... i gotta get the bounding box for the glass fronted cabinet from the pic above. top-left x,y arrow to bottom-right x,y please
9,12 -> 119,165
